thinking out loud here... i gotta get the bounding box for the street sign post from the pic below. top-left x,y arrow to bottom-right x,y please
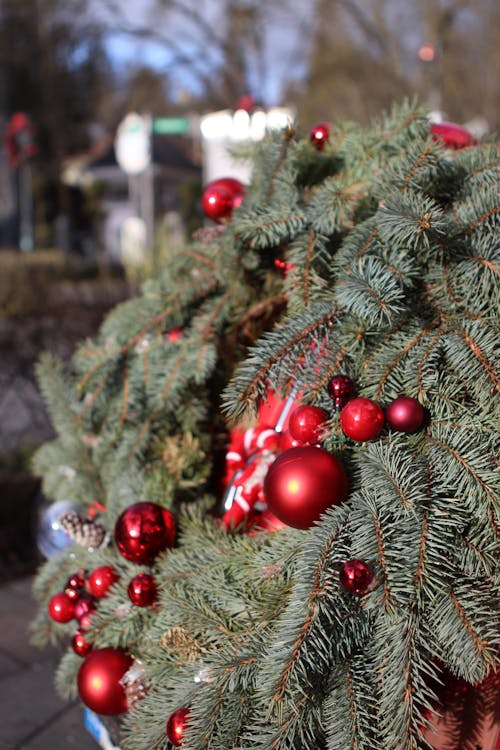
152,117 -> 190,136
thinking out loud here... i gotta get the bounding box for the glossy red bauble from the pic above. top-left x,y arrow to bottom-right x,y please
263,446 -> 349,529
74,594 -> 97,630
339,559 -> 374,594
77,647 -> 132,715
430,121 -> 476,150
86,566 -> 119,598
72,630 -> 92,657
289,404 -> 328,444
114,502 -> 176,564
385,396 -> 425,433
48,592 -> 75,623
201,177 -> 245,223
340,397 -> 385,442
127,573 -> 158,607
66,571 -> 86,590
166,707 -> 190,747
309,122 -> 330,151
327,374 -> 356,409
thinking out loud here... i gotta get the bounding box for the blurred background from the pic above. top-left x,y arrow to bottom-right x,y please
0,0 -> 499,581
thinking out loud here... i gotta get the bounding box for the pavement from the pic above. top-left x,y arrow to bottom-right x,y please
0,576 -> 98,750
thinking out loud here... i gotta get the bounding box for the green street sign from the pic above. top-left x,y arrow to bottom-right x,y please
153,117 -> 190,135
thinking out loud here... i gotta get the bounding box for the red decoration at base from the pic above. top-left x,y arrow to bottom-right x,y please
77,647 -> 132,716
166,707 -> 190,746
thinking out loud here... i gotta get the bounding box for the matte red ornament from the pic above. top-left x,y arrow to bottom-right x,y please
385,396 -> 425,433
289,404 -> 328,444
263,446 -> 348,529
339,559 -> 374,594
77,647 -> 132,715
430,121 -> 476,150
201,177 -> 245,223
340,397 -> 385,441
327,374 -> 356,409
166,707 -> 190,747
114,502 -> 176,564
127,573 -> 158,607
310,122 -> 330,150
48,592 -> 75,623
72,630 -> 92,657
86,566 -> 119,598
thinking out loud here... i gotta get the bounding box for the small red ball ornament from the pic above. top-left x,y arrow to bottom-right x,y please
74,594 -> 97,629
309,122 -> 330,151
289,404 -> 328,444
114,502 -> 176,564
64,585 -> 80,601
430,121 -> 476,150
86,566 -> 119,598
48,592 -> 75,623
339,559 -> 374,594
77,647 -> 132,716
127,573 -> 158,607
166,707 -> 190,747
327,374 -> 356,409
67,571 -> 86,590
385,396 -> 425,433
264,446 -> 348,529
201,177 -> 245,223
340,397 -> 385,442
72,630 -> 92,657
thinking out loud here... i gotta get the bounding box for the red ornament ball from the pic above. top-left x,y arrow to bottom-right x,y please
86,566 -> 119,598
430,121 -> 476,150
48,592 -> 75,623
166,707 -> 190,747
201,177 -> 245,223
74,594 -> 97,629
327,374 -> 356,409
339,559 -> 374,594
64,585 -> 80,601
77,647 -> 132,716
340,397 -> 385,442
72,630 -> 92,657
127,573 -> 158,607
385,396 -> 425,433
309,122 -> 330,150
114,502 -> 176,564
289,404 -> 328,444
264,446 -> 349,529
67,571 -> 86,590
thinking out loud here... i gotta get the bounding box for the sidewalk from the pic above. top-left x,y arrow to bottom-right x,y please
0,576 -> 97,750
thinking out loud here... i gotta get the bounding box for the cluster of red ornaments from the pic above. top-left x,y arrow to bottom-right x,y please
47,565 -> 119,636
263,378 -> 425,527
201,177 -> 245,223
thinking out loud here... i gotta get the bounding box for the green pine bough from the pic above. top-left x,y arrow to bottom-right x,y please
31,101 -> 499,750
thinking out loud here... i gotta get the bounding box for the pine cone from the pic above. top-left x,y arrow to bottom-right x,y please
120,661 -> 148,710
58,511 -> 109,549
